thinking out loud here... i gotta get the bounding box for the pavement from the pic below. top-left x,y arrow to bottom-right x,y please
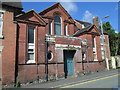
21,69 -> 119,88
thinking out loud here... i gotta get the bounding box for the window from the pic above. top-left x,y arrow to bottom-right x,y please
28,27 -> 34,43
102,50 -> 105,59
47,51 -> 53,61
82,52 -> 86,60
0,12 -> 3,38
28,48 -> 34,60
54,15 -> 61,35
92,37 -> 95,48
100,35 -> 104,45
49,22 -> 52,35
64,24 -> 68,36
92,36 -> 98,61
27,26 -> 35,63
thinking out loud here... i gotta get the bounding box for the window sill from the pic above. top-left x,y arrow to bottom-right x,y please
94,59 -> 98,61
26,60 -> 35,64
0,35 -> 4,39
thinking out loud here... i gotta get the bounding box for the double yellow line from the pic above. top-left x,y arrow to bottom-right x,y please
60,74 -> 119,88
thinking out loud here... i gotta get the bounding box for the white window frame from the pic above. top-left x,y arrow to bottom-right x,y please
94,38 -> 97,54
0,11 -> 4,39
27,26 -> 35,64
93,37 -> 98,61
82,24 -> 85,28
64,24 -> 68,36
101,50 -> 105,60
61,17 -> 62,35
54,15 -> 62,35
49,21 -> 52,35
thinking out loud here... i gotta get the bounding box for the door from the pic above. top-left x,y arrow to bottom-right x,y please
64,50 -> 76,78
67,57 -> 74,76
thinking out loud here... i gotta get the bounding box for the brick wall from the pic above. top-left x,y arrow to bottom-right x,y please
40,5 -> 75,36
17,22 -> 46,82
2,11 -> 17,85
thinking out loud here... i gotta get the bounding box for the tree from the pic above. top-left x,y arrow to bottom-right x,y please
102,22 -> 120,56
117,32 -> 120,55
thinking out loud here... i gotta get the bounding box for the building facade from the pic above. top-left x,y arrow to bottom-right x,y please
0,2 -> 110,86
0,2 -> 22,86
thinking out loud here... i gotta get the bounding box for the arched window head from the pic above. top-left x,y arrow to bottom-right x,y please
54,15 -> 61,35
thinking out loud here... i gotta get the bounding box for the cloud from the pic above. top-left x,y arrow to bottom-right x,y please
82,10 -> 95,23
57,0 -> 78,13
115,5 -> 118,10
115,30 -> 119,33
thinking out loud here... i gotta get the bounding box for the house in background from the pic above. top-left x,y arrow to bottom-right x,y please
93,17 -> 110,61
73,19 -> 105,72
0,2 -> 110,87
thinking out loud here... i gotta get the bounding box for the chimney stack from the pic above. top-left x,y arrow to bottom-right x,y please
93,17 -> 100,28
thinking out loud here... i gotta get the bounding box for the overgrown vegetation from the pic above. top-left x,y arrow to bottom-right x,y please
102,22 -> 120,56
15,82 -> 21,88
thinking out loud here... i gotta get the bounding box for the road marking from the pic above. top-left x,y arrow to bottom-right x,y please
51,73 -> 118,88
60,74 -> 119,88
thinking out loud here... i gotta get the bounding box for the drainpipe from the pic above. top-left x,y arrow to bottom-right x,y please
86,45 -> 89,73
55,59 -> 58,80
85,38 -> 90,73
36,26 -> 39,82
81,42 -> 84,71
14,21 -> 19,86
45,36 -> 48,81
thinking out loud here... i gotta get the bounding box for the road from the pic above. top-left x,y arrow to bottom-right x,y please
60,74 -> 119,88
22,69 -> 119,89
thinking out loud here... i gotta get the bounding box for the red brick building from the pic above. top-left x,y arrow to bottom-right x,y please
0,2 -> 22,86
0,2 -> 110,86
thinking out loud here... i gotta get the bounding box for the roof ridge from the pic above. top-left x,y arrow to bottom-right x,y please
15,9 -> 47,24
75,19 -> 92,25
39,2 -> 60,15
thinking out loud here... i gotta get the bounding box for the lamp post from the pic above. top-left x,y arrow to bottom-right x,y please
100,16 -> 109,70
100,16 -> 109,46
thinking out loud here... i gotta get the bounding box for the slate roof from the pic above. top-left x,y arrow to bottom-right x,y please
75,19 -> 92,27
73,19 -> 108,36
2,0 -> 22,9
73,20 -> 93,36
73,25 -> 93,36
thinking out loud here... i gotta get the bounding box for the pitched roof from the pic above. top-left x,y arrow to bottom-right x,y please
74,19 -> 108,36
75,19 -> 92,27
2,1 -> 22,9
39,2 -> 75,24
16,9 -> 47,26
39,2 -> 60,15
39,2 -> 71,17
73,24 -> 93,36
39,2 -> 74,23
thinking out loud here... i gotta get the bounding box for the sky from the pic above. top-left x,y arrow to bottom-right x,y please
22,2 -> 118,33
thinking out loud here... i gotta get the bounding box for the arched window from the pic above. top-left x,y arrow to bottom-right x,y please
54,15 -> 61,35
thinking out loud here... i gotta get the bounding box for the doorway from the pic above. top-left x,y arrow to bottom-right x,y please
64,50 -> 76,78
